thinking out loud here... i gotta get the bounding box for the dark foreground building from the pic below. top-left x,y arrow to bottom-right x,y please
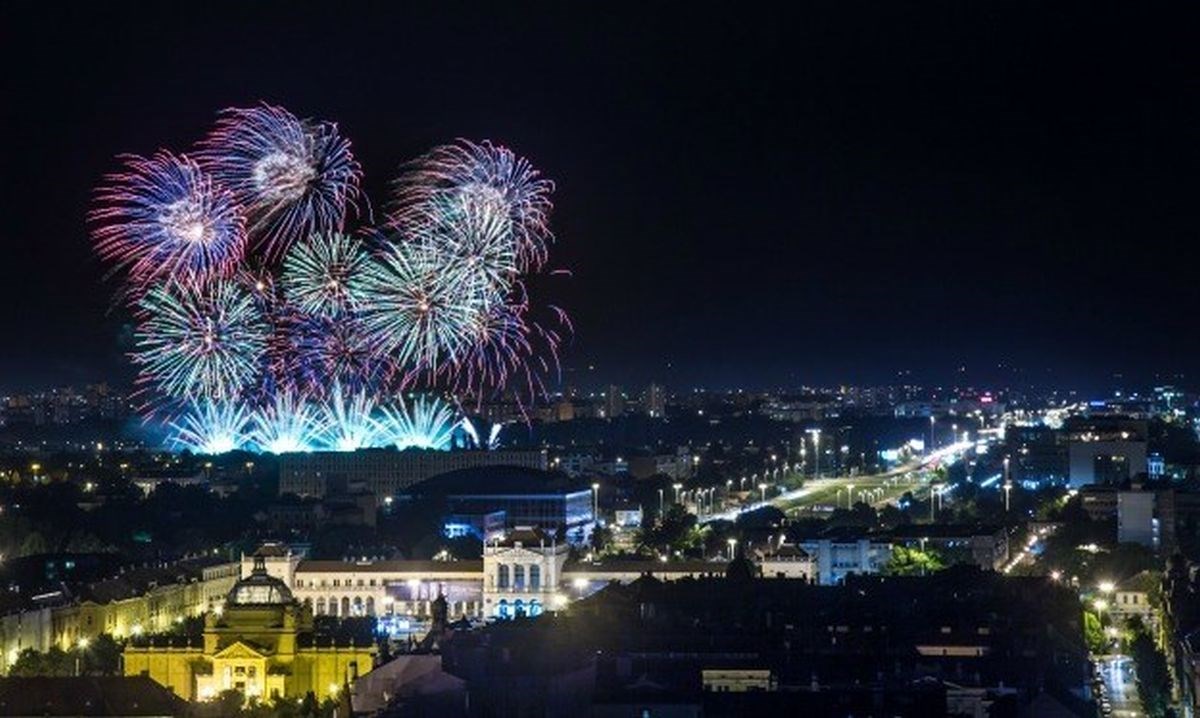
435,565 -> 1091,717
0,676 -> 185,717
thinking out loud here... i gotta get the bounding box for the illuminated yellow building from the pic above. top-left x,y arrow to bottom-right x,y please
123,557 -> 374,703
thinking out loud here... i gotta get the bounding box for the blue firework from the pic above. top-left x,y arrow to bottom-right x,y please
198,103 -> 362,259
91,151 -> 246,292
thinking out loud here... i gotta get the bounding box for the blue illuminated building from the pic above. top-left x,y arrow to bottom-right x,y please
412,466 -> 596,545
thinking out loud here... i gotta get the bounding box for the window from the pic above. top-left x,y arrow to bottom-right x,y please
530,565 -> 541,590
514,565 -> 525,590
498,564 -> 510,589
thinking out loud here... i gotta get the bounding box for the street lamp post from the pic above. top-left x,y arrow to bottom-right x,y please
1003,456 -> 1012,512
658,488 -> 664,518
847,484 -> 855,509
727,538 -> 738,561
759,483 -> 768,503
807,429 -> 821,478
591,483 -> 600,523
673,483 -> 682,504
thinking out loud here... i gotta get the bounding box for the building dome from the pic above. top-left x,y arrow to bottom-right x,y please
227,556 -> 294,606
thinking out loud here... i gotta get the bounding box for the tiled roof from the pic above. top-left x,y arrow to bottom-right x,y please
296,559 -> 483,574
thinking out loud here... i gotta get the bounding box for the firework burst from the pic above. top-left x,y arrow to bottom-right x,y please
94,109 -> 569,453
288,313 -> 387,395
280,232 -> 374,317
390,139 -> 553,272
133,278 -> 268,401
198,104 -> 362,259
91,151 -> 245,291
359,240 -> 495,376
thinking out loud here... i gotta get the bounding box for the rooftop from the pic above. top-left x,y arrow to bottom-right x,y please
0,676 -> 186,716
415,466 -> 585,497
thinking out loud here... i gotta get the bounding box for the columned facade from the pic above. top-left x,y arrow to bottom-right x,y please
482,527 -> 568,619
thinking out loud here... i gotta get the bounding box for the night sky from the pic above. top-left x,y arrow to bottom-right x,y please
2,3 -> 1199,393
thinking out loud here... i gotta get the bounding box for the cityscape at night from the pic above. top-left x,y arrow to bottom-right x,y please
3,3 -> 1200,717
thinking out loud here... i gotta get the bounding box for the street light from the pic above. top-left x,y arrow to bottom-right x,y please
807,429 -> 821,478
759,483 -> 768,503
727,537 -> 738,560
673,483 -> 682,504
1003,456 -> 1012,512
1098,581 -> 1115,594
846,484 -> 855,509
591,483 -> 600,523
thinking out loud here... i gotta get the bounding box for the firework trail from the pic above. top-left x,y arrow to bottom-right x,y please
168,399 -> 252,454
318,382 -> 379,451
250,390 -> 323,453
374,395 -> 457,451
133,278 -> 268,401
91,151 -> 245,292
460,416 -> 504,450
198,104 -> 362,259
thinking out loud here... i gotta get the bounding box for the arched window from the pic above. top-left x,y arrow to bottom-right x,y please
498,564 -> 510,589
514,565 -> 525,590
316,598 -> 326,615
353,597 -> 364,616
366,597 -> 375,616
514,599 -> 526,617
529,565 -> 541,590
341,596 -> 351,616
497,599 -> 509,619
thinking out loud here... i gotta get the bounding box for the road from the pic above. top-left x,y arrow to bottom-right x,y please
1096,654 -> 1143,718
700,439 -> 977,524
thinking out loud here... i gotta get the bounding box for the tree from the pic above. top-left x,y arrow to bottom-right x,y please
8,647 -> 74,676
1129,624 -> 1172,718
1082,610 -> 1107,655
882,545 -> 945,576
81,634 -> 122,675
18,530 -> 47,556
591,524 -> 614,555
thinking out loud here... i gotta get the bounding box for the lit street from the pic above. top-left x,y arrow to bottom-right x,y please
700,439 -> 980,524
1096,654 -> 1143,718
